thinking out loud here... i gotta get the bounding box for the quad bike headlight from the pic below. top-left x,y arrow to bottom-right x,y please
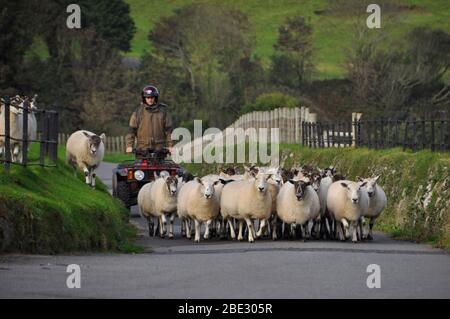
134,170 -> 145,181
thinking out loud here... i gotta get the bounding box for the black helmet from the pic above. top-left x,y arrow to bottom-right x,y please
141,85 -> 159,104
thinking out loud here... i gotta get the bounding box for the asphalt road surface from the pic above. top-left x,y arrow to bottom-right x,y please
1,162 -> 449,299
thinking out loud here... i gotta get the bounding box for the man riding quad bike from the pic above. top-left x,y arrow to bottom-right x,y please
112,85 -> 183,210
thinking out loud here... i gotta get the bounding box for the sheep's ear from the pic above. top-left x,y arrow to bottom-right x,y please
154,172 -> 159,179
213,180 -> 220,186
360,181 -> 367,187
195,177 -> 203,185
219,178 -> 233,185
356,176 -> 364,182
373,175 -> 380,182
82,131 -> 90,138
288,179 -> 296,185
99,133 -> 106,141
340,182 -> 348,188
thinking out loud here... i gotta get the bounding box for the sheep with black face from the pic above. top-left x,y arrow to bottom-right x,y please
276,178 -> 320,240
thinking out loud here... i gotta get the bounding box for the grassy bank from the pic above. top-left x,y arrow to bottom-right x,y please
182,144 -> 450,249
0,144 -> 139,254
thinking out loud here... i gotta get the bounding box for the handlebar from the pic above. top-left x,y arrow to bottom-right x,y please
134,147 -> 170,159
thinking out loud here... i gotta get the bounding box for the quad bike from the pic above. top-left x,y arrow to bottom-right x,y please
112,147 -> 183,211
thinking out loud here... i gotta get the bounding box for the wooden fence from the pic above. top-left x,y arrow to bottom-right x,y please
59,106 -> 319,154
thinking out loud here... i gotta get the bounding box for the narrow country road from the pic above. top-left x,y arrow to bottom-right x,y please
0,162 -> 449,298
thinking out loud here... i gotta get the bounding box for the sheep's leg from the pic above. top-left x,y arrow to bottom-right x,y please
185,219 -> 191,239
256,219 -> 267,238
219,218 -> 224,236
194,219 -> 201,243
12,145 -> 20,163
357,217 -> 364,240
147,217 -> 154,237
266,216 -> 272,237
316,217 -> 322,239
336,220 -> 344,241
190,220 -> 195,237
304,221 -> 310,239
351,221 -> 358,243
271,215 -> 278,240
91,171 -> 96,188
160,214 -> 168,238
289,223 -> 296,239
227,218 -> 236,240
204,219 -> 212,240
245,218 -> 255,243
237,220 -> 244,241
341,218 -> 350,240
168,213 -> 175,239
82,167 -> 90,185
311,219 -> 317,238
300,223 -> 307,241
181,218 -> 186,237
367,218 -> 375,240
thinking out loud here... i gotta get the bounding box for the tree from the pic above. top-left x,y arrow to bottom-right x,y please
270,16 -> 315,90
0,0 -> 35,94
148,4 -> 259,128
346,26 -> 450,118
78,0 -> 136,52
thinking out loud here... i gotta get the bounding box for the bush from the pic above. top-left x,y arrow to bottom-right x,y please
240,92 -> 300,114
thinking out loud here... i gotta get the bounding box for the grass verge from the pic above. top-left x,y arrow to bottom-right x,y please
0,144 -> 140,254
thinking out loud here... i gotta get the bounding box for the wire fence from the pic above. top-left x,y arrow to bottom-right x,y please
1,96 -> 59,171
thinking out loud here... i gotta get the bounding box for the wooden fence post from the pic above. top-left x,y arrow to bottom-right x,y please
440,114 -> 445,152
403,120 -> 409,151
21,99 -> 29,166
3,96 -> 11,171
421,118 -> 426,150
431,118 -> 435,152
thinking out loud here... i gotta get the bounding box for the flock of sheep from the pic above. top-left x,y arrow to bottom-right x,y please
0,95 -> 38,162
138,164 -> 387,243
2,98 -> 387,244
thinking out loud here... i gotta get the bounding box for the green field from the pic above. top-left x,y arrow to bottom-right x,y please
0,144 -> 139,254
125,0 -> 450,79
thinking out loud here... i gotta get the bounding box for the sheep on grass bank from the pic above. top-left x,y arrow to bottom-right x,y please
66,130 -> 105,188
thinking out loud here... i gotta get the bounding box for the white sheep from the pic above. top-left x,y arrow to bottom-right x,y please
66,130 -> 105,188
0,101 -> 23,163
257,166 -> 283,239
317,173 -> 335,238
357,175 -> 387,240
276,179 -> 320,240
220,171 -> 273,242
326,180 -> 369,242
138,174 -> 178,238
17,95 -> 38,143
177,176 -> 221,242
